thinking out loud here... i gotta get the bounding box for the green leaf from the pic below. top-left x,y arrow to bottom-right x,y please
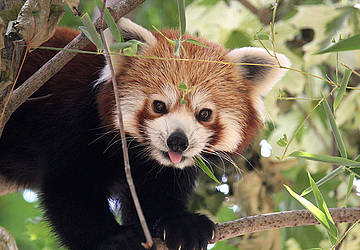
194,155 -> 221,184
334,68 -> 351,111
183,38 -> 209,48
255,33 -> 270,40
277,134 -> 288,147
307,172 -> 338,245
123,44 -> 138,57
301,166 -> 344,196
178,82 -> 187,90
109,40 -> 144,52
152,25 -> 175,45
290,151 -> 360,167
177,0 -> 186,36
317,34 -> 360,54
79,26 -> 102,51
95,0 -> 123,43
180,98 -> 187,104
80,13 -> 103,50
284,185 -> 332,232
322,98 -> 347,158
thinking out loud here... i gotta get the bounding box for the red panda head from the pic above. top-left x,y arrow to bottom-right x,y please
97,18 -> 290,169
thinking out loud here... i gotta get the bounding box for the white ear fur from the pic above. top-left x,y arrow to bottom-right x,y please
226,47 -> 290,97
95,18 -> 157,86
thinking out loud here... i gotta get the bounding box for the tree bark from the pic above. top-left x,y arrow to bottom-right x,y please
0,226 -> 18,250
155,207 -> 360,249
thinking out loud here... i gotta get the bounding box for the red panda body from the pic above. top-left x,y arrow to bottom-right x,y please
0,19 -> 289,250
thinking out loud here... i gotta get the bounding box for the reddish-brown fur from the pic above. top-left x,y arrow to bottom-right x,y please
97,29 -> 262,153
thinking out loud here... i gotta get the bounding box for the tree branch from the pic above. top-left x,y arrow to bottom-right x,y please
236,0 -> 272,25
0,0 -> 146,135
154,207 -> 360,249
0,226 -> 18,250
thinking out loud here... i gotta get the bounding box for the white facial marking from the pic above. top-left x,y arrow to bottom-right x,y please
113,90 -> 146,137
214,112 -> 242,152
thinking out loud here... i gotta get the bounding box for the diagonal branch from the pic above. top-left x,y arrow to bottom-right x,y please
154,207 -> 360,250
0,0 -> 146,136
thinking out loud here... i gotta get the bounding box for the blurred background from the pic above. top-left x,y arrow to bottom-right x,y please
1,0 -> 360,249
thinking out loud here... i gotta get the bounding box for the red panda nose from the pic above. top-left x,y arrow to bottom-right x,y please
167,130 -> 189,153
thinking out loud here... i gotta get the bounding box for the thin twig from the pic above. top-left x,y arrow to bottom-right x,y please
32,46 -> 340,87
295,102 -> 330,152
280,97 -> 324,160
270,0 -> 281,66
98,0 -> 153,248
0,226 -> 18,250
0,47 -> 28,132
332,219 -> 360,250
236,0 -> 259,17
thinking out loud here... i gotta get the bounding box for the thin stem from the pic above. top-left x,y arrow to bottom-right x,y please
99,1 -> 153,248
35,46 -> 340,87
0,47 -> 29,133
280,97 -> 325,160
270,0 -> 281,66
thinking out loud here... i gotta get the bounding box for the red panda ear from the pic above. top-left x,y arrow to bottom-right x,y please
111,18 -> 157,46
226,47 -> 290,97
97,18 -> 157,85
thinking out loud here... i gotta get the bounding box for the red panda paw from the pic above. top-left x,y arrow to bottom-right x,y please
99,225 -> 156,250
154,212 -> 215,250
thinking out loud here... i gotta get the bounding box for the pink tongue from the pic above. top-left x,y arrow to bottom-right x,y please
168,151 -> 182,163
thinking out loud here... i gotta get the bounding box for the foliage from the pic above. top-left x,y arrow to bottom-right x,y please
1,0 -> 360,250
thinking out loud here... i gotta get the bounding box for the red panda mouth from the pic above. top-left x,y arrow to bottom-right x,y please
168,151 -> 183,163
162,151 -> 183,164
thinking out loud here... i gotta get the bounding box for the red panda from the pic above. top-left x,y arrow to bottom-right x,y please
0,18 -> 290,250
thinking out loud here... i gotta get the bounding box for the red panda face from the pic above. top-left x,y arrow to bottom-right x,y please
97,18 -> 290,169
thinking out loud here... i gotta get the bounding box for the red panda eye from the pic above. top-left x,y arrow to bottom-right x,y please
153,100 -> 168,114
197,109 -> 212,122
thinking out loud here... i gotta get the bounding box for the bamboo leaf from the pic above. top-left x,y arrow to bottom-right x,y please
301,166 -> 344,196
290,151 -> 360,167
323,98 -> 347,158
79,26 -> 102,51
80,13 -> 103,50
152,25 -> 175,45
194,156 -> 221,184
178,82 -> 187,90
334,68 -> 351,111
307,172 -> 338,244
284,185 -> 331,231
177,0 -> 186,36
183,39 -> 209,48
317,34 -> 360,54
95,0 -> 123,43
109,40 -> 143,52
277,134 -> 288,147
254,33 -> 270,40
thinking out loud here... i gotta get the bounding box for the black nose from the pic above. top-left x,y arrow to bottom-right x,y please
167,130 -> 189,153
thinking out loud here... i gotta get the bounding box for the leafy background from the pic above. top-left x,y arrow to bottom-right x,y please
1,0 -> 360,249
